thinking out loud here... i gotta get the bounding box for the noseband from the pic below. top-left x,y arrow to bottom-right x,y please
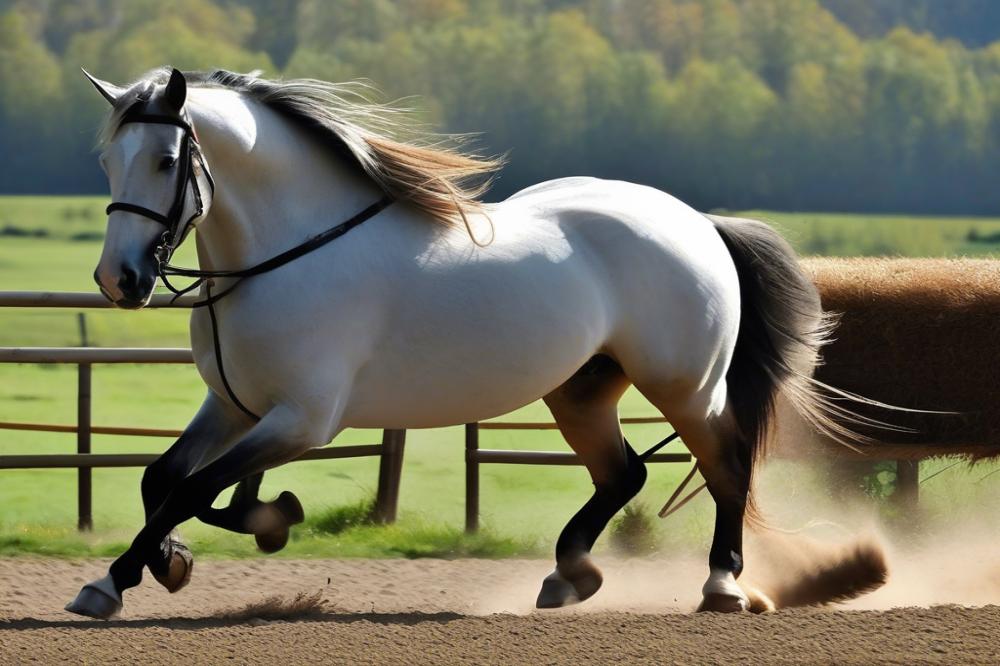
105,107 -> 215,267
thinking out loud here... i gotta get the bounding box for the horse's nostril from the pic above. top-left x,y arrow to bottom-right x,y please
138,273 -> 156,293
118,264 -> 140,293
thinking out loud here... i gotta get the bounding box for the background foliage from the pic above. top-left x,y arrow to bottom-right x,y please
2,0 -> 1000,213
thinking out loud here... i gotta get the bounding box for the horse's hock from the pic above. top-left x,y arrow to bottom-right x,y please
776,257 -> 1000,462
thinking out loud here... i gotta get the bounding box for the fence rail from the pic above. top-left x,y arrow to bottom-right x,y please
0,347 -> 193,364
463,421 -> 691,532
0,291 -> 197,308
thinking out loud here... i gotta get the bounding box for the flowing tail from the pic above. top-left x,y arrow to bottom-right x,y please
708,214 -> 899,476
746,533 -> 889,611
709,213 -> 893,605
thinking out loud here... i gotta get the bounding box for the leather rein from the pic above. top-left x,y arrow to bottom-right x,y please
104,108 -> 393,419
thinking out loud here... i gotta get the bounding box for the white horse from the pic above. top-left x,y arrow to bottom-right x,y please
69,67 -> 850,619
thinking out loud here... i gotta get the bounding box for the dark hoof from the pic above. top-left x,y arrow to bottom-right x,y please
255,526 -> 290,554
253,491 -> 304,554
697,593 -> 749,613
65,575 -> 122,619
536,558 -> 603,609
274,490 -> 305,525
536,571 -> 580,608
152,542 -> 194,593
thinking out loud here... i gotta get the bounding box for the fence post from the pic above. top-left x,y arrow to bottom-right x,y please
373,429 -> 406,524
77,362 -> 93,531
465,422 -> 479,533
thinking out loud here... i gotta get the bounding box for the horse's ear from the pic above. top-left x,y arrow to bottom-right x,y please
81,68 -> 124,106
164,68 -> 187,111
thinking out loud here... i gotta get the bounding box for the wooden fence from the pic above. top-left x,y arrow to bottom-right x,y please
0,291 -> 405,530
463,420 -> 691,532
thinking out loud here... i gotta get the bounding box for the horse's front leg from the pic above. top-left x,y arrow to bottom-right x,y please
139,391 -> 252,593
66,404 -> 326,619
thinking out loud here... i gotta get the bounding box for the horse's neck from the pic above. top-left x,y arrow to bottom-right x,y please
187,89 -> 381,271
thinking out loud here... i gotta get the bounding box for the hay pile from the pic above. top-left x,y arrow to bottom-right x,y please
797,257 -> 1000,459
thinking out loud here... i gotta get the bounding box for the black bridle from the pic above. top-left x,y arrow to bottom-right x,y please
104,107 -> 393,419
105,108 -> 215,270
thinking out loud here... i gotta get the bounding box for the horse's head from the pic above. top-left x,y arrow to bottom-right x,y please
84,68 -> 213,308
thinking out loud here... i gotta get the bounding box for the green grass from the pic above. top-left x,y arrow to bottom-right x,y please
3,195 -> 1000,559
739,210 -> 1000,258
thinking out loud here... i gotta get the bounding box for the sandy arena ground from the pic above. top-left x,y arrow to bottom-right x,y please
1,557 -> 998,664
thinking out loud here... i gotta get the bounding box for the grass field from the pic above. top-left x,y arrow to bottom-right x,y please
2,195 -> 999,559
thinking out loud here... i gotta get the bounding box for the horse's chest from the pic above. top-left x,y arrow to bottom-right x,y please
188,299 -> 312,411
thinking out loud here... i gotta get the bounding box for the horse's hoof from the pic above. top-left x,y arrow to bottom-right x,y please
152,542 -> 193,593
535,559 -> 603,609
697,593 -> 749,613
698,567 -> 749,613
274,491 -> 305,525
536,570 -> 580,608
252,491 -> 304,554
255,525 -> 290,553
65,575 -> 122,620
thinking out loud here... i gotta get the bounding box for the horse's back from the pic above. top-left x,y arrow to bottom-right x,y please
500,177 -> 739,334
500,177 -> 741,409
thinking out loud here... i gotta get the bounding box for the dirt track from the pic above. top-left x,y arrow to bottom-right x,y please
1,557 -> 997,664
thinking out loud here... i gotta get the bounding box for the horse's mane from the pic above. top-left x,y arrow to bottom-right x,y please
99,68 -> 502,232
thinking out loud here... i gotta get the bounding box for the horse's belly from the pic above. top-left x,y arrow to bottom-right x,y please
341,341 -> 593,429
342,312 -> 605,428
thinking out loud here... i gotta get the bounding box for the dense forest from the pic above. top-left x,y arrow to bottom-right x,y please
2,0 -> 1000,213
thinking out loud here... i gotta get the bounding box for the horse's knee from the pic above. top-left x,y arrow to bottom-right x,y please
594,441 -> 648,507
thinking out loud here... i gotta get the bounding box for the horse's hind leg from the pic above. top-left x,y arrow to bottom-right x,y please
637,381 -> 763,612
676,412 -> 754,612
536,355 -> 647,608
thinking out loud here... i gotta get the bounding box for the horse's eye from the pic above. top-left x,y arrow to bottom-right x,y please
159,156 -> 178,171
